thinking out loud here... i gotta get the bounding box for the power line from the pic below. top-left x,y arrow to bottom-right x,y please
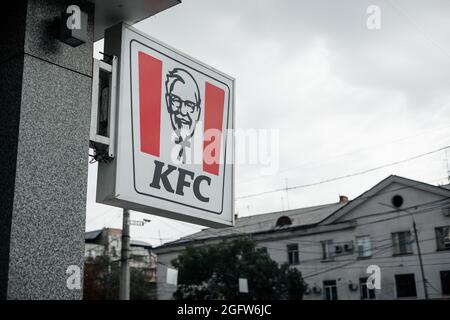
237,125 -> 450,186
174,196 -> 450,245
235,175 -> 448,222
236,146 -> 450,200
170,200 -> 449,260
383,0 -> 450,59
271,229 -> 437,264
89,177 -> 449,245
155,236 -> 442,278
172,201 -> 448,249
153,233 -> 450,295
300,228 -> 449,280
187,187 -> 448,242
158,200 -> 450,279
88,180 -> 448,256
302,237 -> 410,279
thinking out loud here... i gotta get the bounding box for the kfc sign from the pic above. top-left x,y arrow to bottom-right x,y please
97,24 -> 234,227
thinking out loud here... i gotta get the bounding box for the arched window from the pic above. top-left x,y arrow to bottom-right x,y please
276,216 -> 292,228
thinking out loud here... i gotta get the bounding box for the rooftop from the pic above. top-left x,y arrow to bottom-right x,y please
155,175 -> 450,250
160,202 -> 346,247
84,228 -> 152,248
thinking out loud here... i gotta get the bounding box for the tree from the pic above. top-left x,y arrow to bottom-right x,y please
83,255 -> 156,300
83,255 -> 120,300
171,238 -> 305,300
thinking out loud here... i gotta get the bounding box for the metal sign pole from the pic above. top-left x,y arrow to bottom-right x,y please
120,209 -> 131,300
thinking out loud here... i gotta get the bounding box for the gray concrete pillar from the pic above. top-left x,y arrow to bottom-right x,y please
0,0 -> 94,299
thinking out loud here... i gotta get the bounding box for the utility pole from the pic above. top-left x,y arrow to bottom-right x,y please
412,219 -> 429,299
379,202 -> 429,299
120,209 -> 130,300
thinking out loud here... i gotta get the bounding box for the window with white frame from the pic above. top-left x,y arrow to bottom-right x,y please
287,243 -> 299,265
392,231 -> 412,256
359,277 -> 376,299
356,235 -> 372,258
323,280 -> 338,300
321,240 -> 334,260
435,226 -> 450,251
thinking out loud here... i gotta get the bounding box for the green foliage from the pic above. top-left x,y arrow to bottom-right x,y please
83,255 -> 156,300
83,255 -> 120,300
130,268 -> 157,300
171,238 -> 304,300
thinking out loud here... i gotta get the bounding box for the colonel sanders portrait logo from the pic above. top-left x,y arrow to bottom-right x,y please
165,68 -> 201,164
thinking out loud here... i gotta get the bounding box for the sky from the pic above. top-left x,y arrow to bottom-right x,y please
86,0 -> 450,247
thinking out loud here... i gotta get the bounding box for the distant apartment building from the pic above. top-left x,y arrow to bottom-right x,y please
154,175 -> 450,299
85,228 -> 157,282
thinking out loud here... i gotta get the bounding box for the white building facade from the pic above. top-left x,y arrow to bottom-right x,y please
84,228 -> 158,282
154,176 -> 450,300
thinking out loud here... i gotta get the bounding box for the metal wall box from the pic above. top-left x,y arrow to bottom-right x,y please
60,9 -> 88,47
90,56 -> 118,159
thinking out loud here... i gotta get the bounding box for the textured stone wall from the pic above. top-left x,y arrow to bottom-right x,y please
0,0 -> 94,299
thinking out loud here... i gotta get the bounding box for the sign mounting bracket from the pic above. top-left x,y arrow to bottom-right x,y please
89,55 -> 118,160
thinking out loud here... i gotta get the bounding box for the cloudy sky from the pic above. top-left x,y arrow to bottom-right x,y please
86,0 -> 450,246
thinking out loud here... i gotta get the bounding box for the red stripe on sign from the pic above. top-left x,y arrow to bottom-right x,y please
138,51 -> 162,157
203,82 -> 225,176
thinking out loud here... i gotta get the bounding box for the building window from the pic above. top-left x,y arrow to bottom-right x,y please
356,236 -> 372,258
441,271 -> 450,295
287,244 -> 299,265
323,280 -> 338,300
359,277 -> 376,300
435,226 -> 450,251
321,240 -> 334,261
391,195 -> 404,208
392,231 -> 412,256
276,216 -> 292,228
395,274 -> 417,298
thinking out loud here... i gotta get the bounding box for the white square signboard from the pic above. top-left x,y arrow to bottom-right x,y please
97,23 -> 235,227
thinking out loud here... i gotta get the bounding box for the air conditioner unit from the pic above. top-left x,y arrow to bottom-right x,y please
348,281 -> 358,291
344,242 -> 354,252
335,245 -> 343,254
312,286 -> 322,294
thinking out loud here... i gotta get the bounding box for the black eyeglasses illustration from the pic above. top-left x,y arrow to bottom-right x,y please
166,93 -> 199,113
